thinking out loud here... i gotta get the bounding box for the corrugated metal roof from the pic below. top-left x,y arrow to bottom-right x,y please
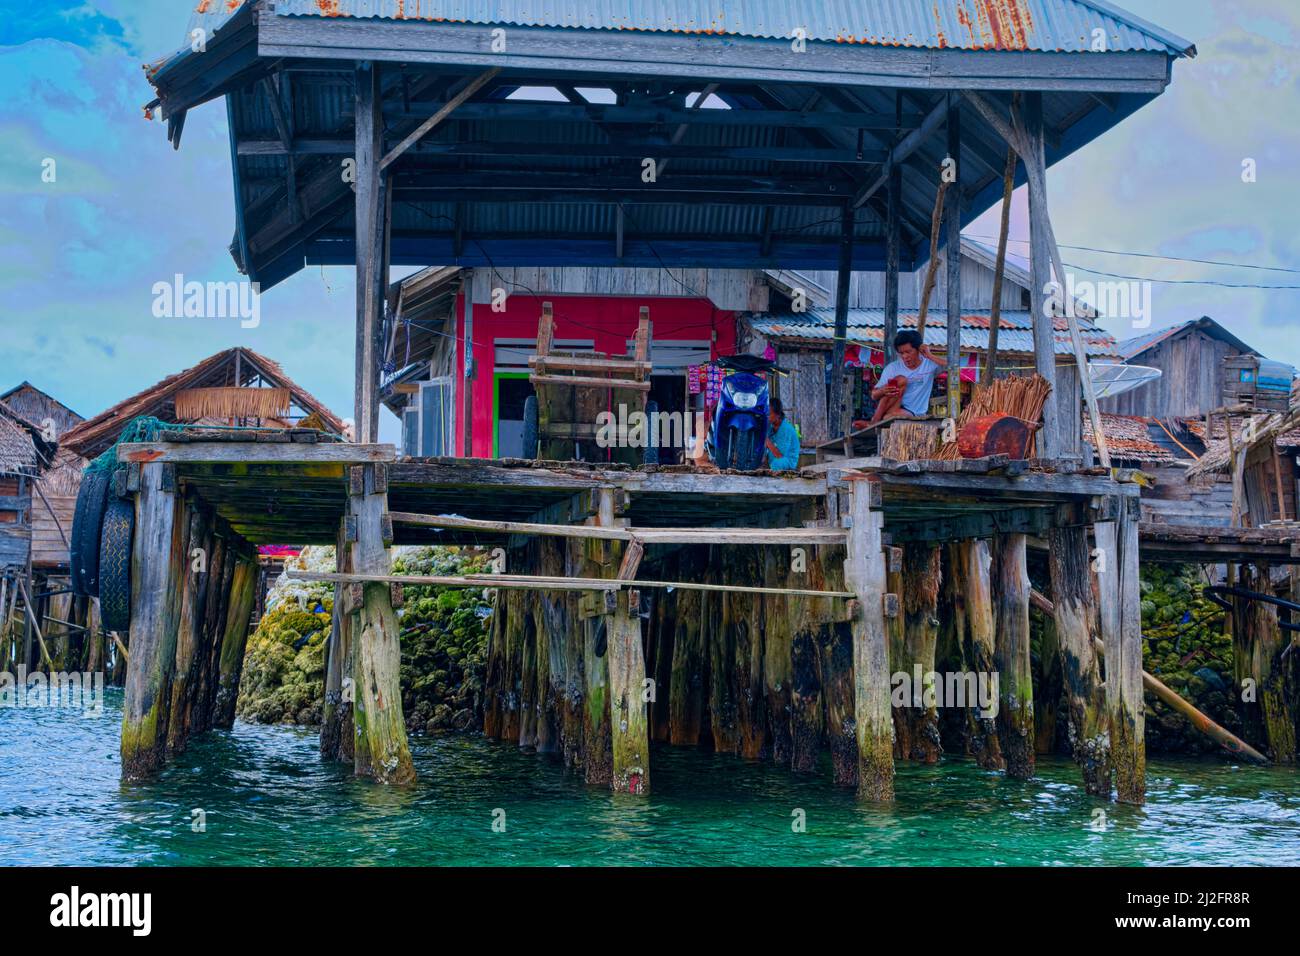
250,0 -> 1192,54
748,307 -> 1119,357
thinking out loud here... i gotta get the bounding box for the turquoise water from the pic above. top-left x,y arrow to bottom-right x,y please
1,688 -> 1296,866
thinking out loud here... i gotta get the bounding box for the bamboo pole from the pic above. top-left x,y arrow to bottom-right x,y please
291,570 -> 854,600
983,147 -> 1017,386
15,576 -> 53,670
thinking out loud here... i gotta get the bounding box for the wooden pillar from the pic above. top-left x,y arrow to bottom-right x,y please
321,518 -> 355,761
1023,91 -> 1060,460
354,61 -> 386,444
167,506 -> 209,756
535,536 -> 566,755
1096,495 -> 1145,802
896,541 -> 942,762
763,545 -> 794,765
1237,563 -> 1294,763
845,478 -> 894,801
944,93 -> 963,418
214,556 -> 258,730
668,546 -> 706,747
820,547 -> 858,785
829,205 -> 854,439
883,149 -> 902,364
347,463 -> 415,784
729,546 -> 768,760
956,539 -> 1004,769
580,488 -> 619,786
992,532 -> 1034,779
608,589 -> 650,793
1046,523 -> 1111,796
121,463 -> 182,780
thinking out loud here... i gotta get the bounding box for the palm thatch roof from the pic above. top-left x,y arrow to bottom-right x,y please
0,403 -> 57,477
61,348 -> 345,459
1186,407 -> 1300,479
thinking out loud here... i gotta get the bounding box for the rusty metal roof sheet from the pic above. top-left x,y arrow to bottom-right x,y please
201,1 -> 1194,54
747,307 -> 1119,357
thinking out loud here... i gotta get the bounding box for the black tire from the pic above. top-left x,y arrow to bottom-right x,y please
735,428 -> 758,470
98,495 -> 135,633
70,470 -> 111,597
642,400 -> 660,465
522,394 -> 539,459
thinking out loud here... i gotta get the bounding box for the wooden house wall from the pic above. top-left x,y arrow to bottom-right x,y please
0,475 -> 32,569
469,267 -> 770,312
1100,330 -> 1241,419
1140,465 -> 1236,528
32,493 -> 75,569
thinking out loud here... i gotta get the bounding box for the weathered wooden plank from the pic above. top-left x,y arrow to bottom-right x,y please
117,442 -> 395,465
993,532 -> 1034,779
845,479 -> 893,800
1096,497 -> 1146,803
121,463 -> 182,780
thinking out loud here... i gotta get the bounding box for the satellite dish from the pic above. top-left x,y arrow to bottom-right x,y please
1090,363 -> 1161,400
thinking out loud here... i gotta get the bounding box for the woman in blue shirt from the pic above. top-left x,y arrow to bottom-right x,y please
764,397 -> 802,471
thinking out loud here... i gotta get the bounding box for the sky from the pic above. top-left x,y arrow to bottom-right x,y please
1,1 -> 1297,444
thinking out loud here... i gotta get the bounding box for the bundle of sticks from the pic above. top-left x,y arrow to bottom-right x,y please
936,374 -> 1052,460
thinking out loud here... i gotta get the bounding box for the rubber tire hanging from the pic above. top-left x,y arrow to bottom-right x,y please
98,495 -> 135,633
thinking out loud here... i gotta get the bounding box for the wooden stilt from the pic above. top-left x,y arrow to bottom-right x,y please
1096,496 -> 1146,802
729,546 -> 768,760
1238,563 -> 1295,763
762,545 -> 794,766
992,532 -> 1034,779
534,535 -> 566,755
897,542 -> 942,763
668,546 -> 706,747
845,478 -> 894,801
348,463 -> 414,784
121,463 -> 183,780
819,542 -> 858,785
955,539 -> 1005,769
321,519 -> 354,761
560,538 -> 586,769
167,506 -> 209,756
608,589 -> 650,793
214,556 -> 258,730
1046,524 -> 1111,796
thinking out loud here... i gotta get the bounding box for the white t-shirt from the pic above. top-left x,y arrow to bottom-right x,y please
878,356 -> 939,416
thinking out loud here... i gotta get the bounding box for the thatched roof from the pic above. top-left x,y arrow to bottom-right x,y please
0,404 -> 44,477
1186,407 -> 1300,479
61,348 -> 345,459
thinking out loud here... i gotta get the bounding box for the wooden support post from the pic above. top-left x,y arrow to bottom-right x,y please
166,506 -> 209,756
354,62 -> 386,445
829,204 -> 854,439
944,93 -> 963,419
348,464 -> 415,784
608,589 -> 650,793
1237,563 -> 1295,763
992,532 -> 1034,779
214,556 -> 258,729
668,546 -> 706,747
321,517 -> 355,761
955,539 -> 1004,769
763,545 -> 794,765
845,478 -> 894,801
1046,524 -> 1112,796
121,463 -> 182,780
897,542 -> 942,762
728,546 -> 768,761
581,487 -> 618,786
1022,92 -> 1060,461
884,163 -> 901,364
1095,497 -> 1146,802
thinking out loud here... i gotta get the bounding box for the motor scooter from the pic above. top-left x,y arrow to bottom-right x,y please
707,354 -> 783,470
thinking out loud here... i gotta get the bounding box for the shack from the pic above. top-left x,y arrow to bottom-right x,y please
131,0 -> 1247,805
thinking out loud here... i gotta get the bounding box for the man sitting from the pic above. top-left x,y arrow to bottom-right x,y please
870,330 -> 947,423
764,397 -> 801,471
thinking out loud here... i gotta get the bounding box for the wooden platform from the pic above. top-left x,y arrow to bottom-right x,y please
117,439 -> 1148,552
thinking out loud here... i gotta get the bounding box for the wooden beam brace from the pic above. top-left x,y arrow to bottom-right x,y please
379,67 -> 500,172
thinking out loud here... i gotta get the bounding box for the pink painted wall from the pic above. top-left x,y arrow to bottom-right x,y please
452,293 -> 736,457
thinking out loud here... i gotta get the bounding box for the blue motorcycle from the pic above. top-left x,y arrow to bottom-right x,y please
707,355 -> 782,471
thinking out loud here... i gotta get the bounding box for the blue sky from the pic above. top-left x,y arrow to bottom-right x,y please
2,1 -> 1297,443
